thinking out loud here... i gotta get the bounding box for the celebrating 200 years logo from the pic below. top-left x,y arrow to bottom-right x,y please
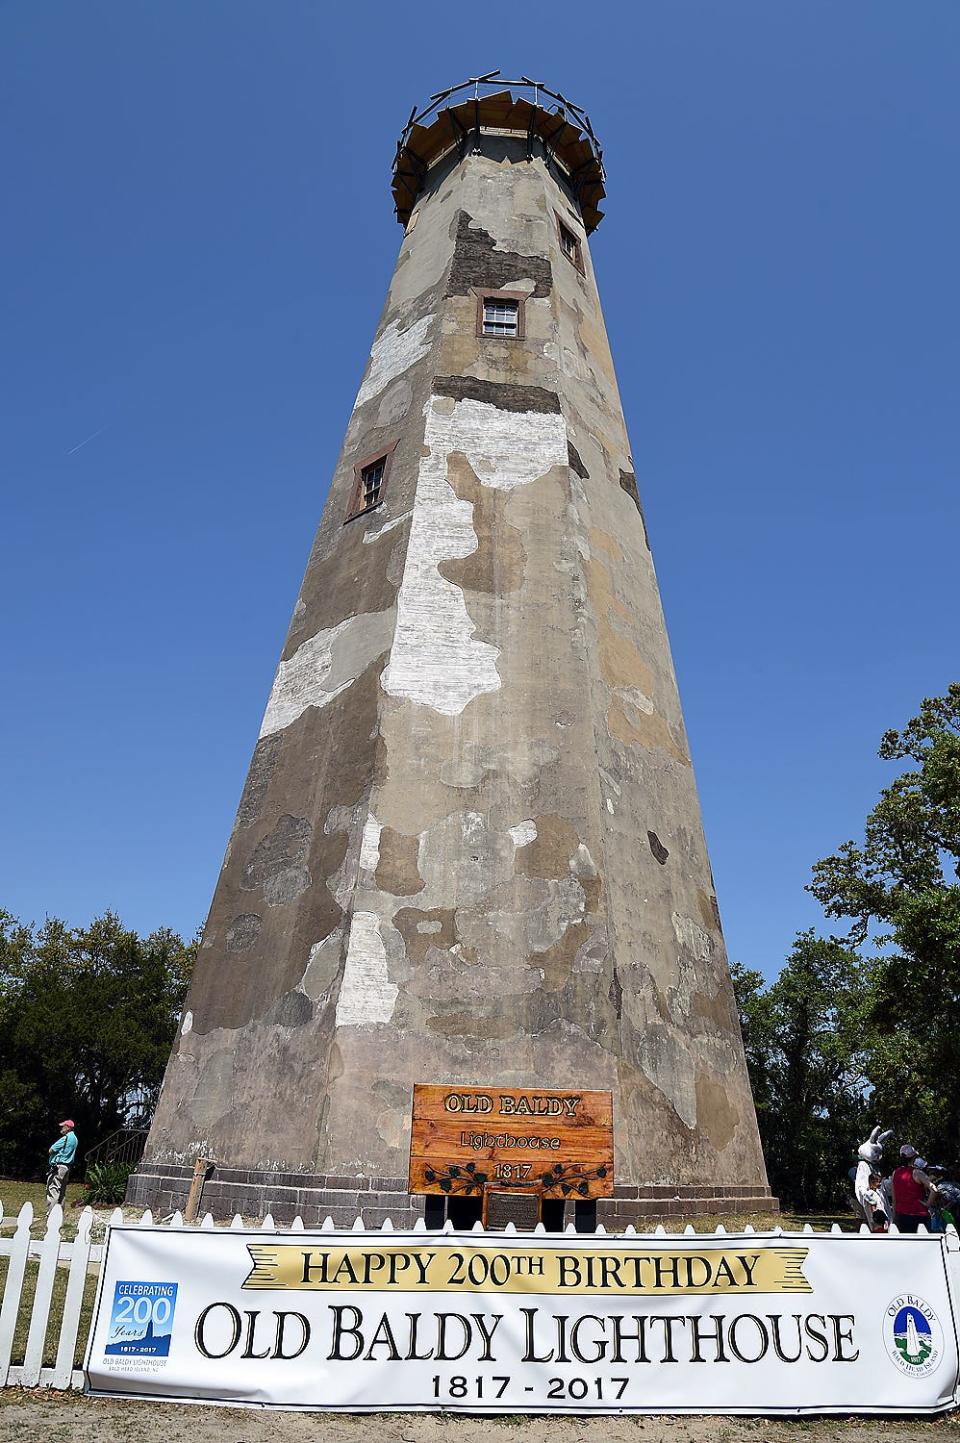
883,1295 -> 944,1379
105,1280 -> 178,1358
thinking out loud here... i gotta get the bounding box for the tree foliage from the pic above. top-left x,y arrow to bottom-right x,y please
808,683 -> 960,1162
734,685 -> 960,1210
0,910 -> 195,1179
731,934 -> 868,1210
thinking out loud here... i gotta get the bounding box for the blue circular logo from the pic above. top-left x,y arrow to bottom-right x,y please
884,1295 -> 943,1378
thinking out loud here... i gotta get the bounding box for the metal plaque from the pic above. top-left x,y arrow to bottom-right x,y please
484,1189 -> 541,1231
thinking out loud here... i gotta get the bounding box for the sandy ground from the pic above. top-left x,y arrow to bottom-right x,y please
1,1392 -> 958,1443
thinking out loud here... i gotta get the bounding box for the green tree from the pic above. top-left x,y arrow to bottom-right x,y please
728,961 -> 775,1134
0,909 -> 195,1179
809,683 -> 960,1162
731,932 -> 869,1210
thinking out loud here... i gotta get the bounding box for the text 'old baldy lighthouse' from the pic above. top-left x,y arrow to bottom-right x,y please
130,75 -> 774,1227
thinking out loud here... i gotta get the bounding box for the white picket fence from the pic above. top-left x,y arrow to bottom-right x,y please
1,1195 -> 950,1393
1,1197 -> 294,1391
1,1200 -> 97,1390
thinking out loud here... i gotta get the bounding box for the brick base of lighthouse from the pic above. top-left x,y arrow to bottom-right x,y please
127,1161 -> 777,1229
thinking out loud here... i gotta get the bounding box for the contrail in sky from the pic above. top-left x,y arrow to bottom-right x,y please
65,426 -> 107,456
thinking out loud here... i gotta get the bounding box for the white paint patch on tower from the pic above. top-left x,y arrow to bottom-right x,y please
259,609 -> 395,737
381,398 -> 501,714
359,814 -> 382,872
335,911 -> 398,1026
672,911 -> 713,961
355,314 -> 434,407
383,393 -> 567,715
437,395 -> 568,491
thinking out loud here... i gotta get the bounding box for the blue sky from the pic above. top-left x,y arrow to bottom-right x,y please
3,1 -> 957,979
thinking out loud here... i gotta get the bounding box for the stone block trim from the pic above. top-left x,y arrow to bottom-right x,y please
128,1163 -> 776,1230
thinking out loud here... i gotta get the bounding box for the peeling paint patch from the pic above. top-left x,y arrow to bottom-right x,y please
241,814 -> 312,906
618,687 -> 654,715
672,911 -> 713,961
598,625 -> 654,695
394,906 -> 458,964
439,453 -> 526,596
375,376 -> 413,428
189,1050 -> 235,1130
509,820 -> 538,848
618,467 -> 642,511
362,510 -> 412,544
433,375 -> 561,415
302,929 -> 343,1002
260,609 -> 395,737
225,914 -> 262,952
573,842 -> 598,879
375,827 -> 425,896
567,441 -> 589,478
696,1071 -> 740,1151
648,831 -> 670,865
263,868 -> 310,907
381,398 -> 507,715
439,394 -> 568,492
359,815 -> 382,872
335,912 -> 398,1026
608,694 -> 689,764
266,990 -> 313,1027
180,1010 -> 192,1036
355,313 -> 434,408
514,814 -> 580,880
235,735 -> 283,829
446,210 -> 552,299
619,468 -> 651,548
698,889 -> 723,933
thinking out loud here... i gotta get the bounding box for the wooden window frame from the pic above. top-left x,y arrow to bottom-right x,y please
555,213 -> 585,275
344,438 -> 399,523
475,288 -> 527,340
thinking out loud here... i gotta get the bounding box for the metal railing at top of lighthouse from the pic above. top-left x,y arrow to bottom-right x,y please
393,69 -> 606,183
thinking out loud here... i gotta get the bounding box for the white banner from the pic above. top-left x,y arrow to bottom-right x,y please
85,1225 -> 960,1414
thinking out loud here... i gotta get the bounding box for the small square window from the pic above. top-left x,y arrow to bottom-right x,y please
475,289 -> 526,340
345,441 -> 398,523
556,215 -> 584,273
483,297 -> 519,335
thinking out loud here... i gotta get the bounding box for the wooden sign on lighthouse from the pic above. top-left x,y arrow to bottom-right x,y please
129,73 -> 775,1229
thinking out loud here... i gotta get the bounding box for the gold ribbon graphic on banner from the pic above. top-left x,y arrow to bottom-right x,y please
243,1245 -> 811,1295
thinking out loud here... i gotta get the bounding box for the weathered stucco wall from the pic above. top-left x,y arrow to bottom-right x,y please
142,131 -> 768,1199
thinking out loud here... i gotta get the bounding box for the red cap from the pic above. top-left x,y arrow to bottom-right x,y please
60,1119 -> 75,1129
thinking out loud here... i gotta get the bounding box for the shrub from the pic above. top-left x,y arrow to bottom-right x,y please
84,1161 -> 136,1206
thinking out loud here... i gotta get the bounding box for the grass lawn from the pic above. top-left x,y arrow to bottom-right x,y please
1,1180 -> 92,1239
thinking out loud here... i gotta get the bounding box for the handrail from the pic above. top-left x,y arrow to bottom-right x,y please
84,1127 -> 148,1168
394,69 -> 605,181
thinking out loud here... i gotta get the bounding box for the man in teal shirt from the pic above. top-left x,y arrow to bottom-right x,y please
46,1119 -> 77,1214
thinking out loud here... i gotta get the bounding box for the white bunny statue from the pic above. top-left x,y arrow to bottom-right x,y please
855,1125 -> 893,1221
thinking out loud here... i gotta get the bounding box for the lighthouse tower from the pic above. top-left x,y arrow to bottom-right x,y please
130,75 -> 774,1227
